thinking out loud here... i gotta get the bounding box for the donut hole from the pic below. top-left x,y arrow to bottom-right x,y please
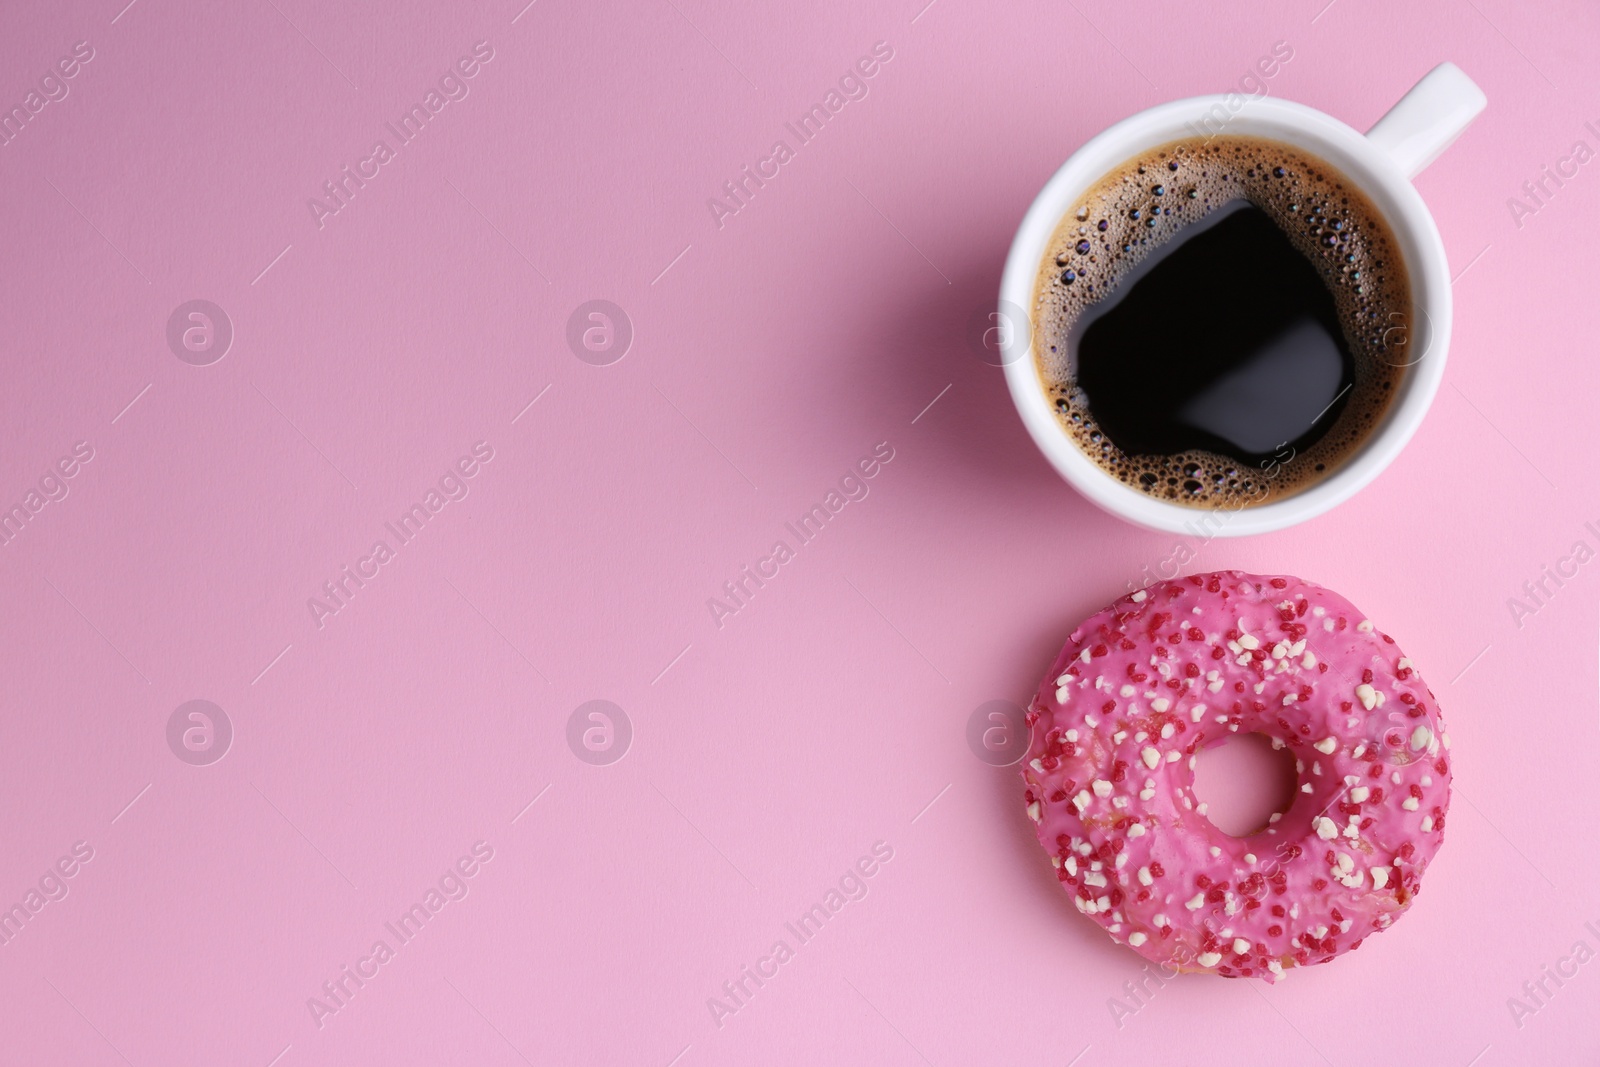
1192,732 -> 1299,837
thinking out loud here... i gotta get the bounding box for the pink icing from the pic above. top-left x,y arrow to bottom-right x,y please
1021,570 -> 1451,981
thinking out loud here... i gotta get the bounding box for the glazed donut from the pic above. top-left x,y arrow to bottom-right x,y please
1020,570 -> 1451,980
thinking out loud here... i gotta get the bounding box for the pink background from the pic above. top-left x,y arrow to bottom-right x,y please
1,0 -> 1596,1063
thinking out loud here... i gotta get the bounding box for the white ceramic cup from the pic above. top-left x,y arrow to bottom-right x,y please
999,63 -> 1486,536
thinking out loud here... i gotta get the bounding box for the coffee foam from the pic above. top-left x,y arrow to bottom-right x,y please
1032,136 -> 1411,508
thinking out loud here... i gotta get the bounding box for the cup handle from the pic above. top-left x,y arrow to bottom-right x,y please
1365,62 -> 1487,179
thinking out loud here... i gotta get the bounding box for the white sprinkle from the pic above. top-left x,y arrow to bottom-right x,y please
1323,618 -> 1335,631
1134,730 -> 1148,742
1083,871 -> 1107,888
1357,619 -> 1373,632
1401,797 -> 1419,811
1271,641 -> 1289,659
1138,866 -> 1153,886
1314,737 -> 1338,754
1312,761 -> 1322,776
1131,590 -> 1147,602
1128,822 -> 1146,838
1056,686 -> 1071,703
1186,892 -> 1206,911
1152,698 -> 1170,712
1391,771 -> 1402,784
1065,729 -> 1079,742
1114,730 -> 1128,744
1312,606 -> 1326,617
1282,694 -> 1298,706
1093,779 -> 1113,798
1233,937 -> 1251,955
1312,925 -> 1329,939
1160,723 -> 1175,739
1196,951 -> 1222,967
1120,684 -> 1136,698
1314,816 -> 1338,840
1215,714 -> 1230,724
1141,747 -> 1161,769
1336,852 -> 1354,873
1372,867 -> 1389,889
1139,788 -> 1156,801
1301,651 -> 1317,669
1079,648 -> 1093,663
1209,846 -> 1221,857
1238,634 -> 1260,650
1154,914 -> 1169,927
1128,931 -> 1148,946
1195,802 -> 1208,816
1166,750 -> 1181,763
1029,758 -> 1044,772
1027,802 -> 1041,822
1349,787 -> 1370,803
1073,790 -> 1091,812
1269,813 -> 1282,823
1085,713 -> 1099,728
1208,678 -> 1224,692
1355,683 -> 1377,711
1421,815 -> 1434,832
1065,857 -> 1078,877
1300,783 -> 1312,793
1409,725 -> 1433,751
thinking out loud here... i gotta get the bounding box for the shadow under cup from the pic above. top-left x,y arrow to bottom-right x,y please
1000,95 -> 1452,537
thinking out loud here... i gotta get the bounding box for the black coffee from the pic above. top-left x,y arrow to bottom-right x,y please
1033,136 -> 1410,508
